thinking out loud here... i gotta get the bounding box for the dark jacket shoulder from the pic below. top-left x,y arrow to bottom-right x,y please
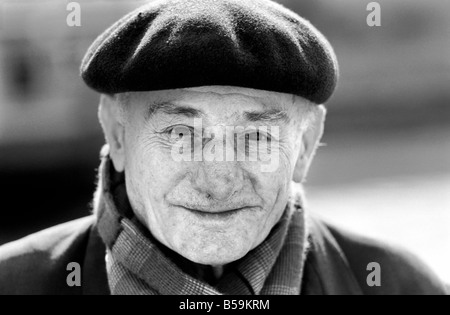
324,220 -> 447,295
0,217 -> 95,295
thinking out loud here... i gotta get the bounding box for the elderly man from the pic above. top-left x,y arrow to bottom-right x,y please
0,0 -> 447,295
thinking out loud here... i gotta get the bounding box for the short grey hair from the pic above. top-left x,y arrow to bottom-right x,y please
99,93 -> 131,126
290,96 -> 324,133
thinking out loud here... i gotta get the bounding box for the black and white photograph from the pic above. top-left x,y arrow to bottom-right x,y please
0,0 -> 449,298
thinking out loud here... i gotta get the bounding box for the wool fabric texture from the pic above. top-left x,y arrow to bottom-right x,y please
81,0 -> 338,104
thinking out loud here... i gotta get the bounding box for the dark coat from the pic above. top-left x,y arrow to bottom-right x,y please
0,215 -> 447,295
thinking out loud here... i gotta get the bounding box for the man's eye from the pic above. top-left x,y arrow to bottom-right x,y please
245,132 -> 270,142
165,125 -> 194,140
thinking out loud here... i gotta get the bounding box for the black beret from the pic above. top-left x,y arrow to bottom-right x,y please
81,0 -> 338,104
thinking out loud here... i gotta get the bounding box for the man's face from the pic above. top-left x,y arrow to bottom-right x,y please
113,86 -> 317,266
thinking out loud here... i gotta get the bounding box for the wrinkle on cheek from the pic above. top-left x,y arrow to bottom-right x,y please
243,149 -> 292,248
125,172 -> 149,228
138,131 -> 173,152
275,135 -> 300,183
279,138 -> 296,165
125,131 -> 165,220
255,185 -> 288,247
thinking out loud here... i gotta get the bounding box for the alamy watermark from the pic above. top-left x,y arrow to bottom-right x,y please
66,262 -> 81,287
62,2 -> 382,29
367,2 -> 381,27
367,262 -> 382,287
169,118 -> 280,173
66,2 -> 81,27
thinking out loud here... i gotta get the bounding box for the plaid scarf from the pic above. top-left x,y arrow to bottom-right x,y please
94,149 -> 308,295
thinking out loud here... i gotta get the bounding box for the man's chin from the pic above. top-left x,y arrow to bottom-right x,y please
183,250 -> 248,266
173,237 -> 254,266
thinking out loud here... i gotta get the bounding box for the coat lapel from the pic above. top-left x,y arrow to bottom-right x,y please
81,224 -> 110,295
301,216 -> 363,295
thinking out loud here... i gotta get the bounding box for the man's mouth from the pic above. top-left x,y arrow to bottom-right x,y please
177,205 -> 253,219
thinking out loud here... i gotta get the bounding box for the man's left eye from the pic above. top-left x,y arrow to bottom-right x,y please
245,132 -> 270,142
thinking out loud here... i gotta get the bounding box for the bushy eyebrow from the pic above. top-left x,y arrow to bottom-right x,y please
146,101 -> 205,120
244,109 -> 290,123
146,101 -> 289,123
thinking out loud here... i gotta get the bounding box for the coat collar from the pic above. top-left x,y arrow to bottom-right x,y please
81,225 -> 110,295
301,216 -> 364,295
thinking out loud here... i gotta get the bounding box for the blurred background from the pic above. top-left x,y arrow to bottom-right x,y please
0,0 -> 449,283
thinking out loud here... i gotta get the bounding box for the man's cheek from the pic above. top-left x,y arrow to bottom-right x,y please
138,154 -> 188,204
256,164 -> 288,193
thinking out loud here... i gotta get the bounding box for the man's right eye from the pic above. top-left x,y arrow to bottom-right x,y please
166,125 -> 195,141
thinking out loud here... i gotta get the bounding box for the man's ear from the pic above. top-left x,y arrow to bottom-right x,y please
98,95 -> 126,172
293,105 -> 326,183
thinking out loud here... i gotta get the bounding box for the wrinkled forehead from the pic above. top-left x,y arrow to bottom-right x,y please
126,86 -> 310,114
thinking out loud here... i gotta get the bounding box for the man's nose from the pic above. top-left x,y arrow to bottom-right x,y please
193,161 -> 244,202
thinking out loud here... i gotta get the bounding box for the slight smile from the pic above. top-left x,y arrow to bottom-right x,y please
177,205 -> 255,219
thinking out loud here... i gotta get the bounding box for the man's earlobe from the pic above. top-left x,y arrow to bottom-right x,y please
99,95 -> 126,172
293,106 -> 326,183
